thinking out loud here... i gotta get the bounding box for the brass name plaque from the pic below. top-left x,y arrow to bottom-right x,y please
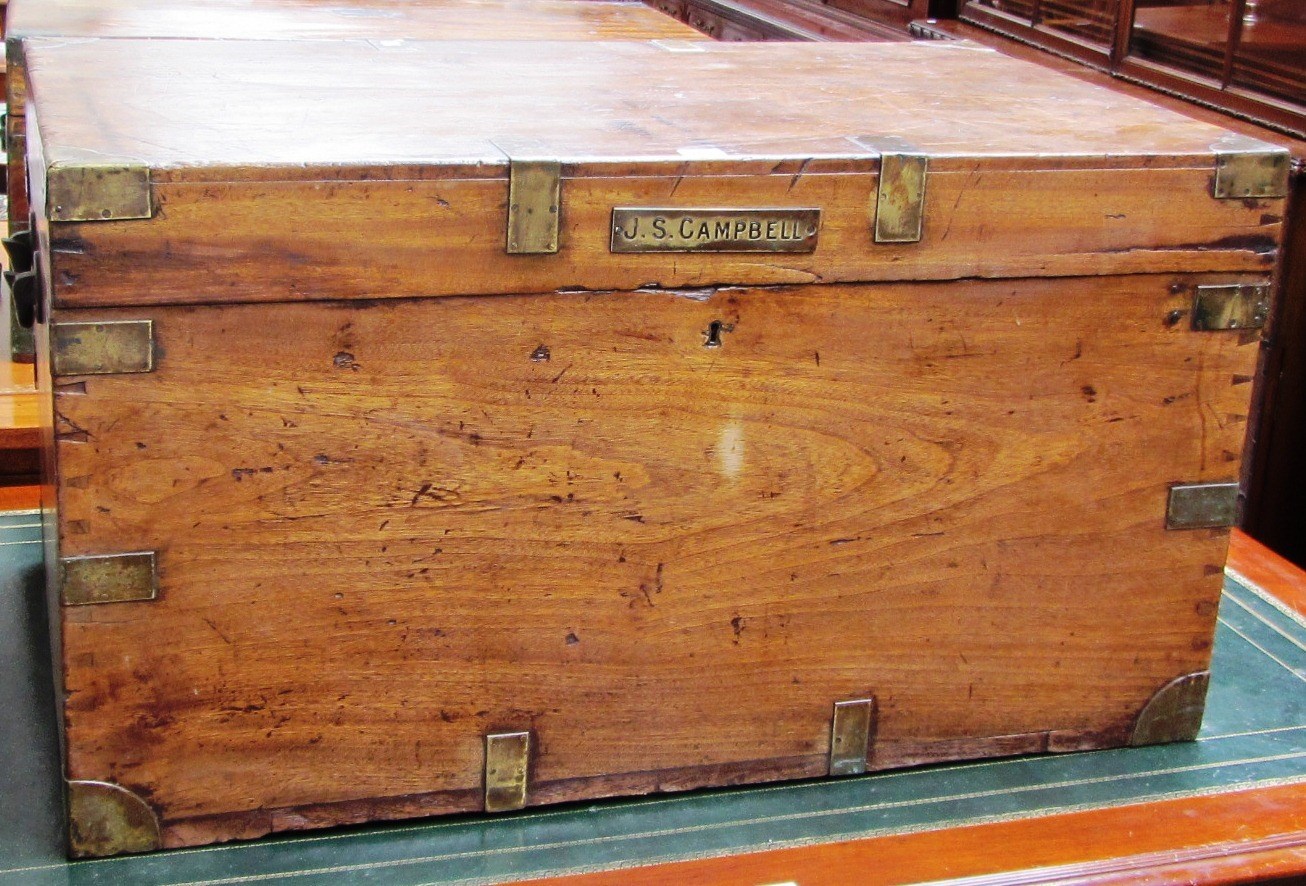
610,208 -> 820,253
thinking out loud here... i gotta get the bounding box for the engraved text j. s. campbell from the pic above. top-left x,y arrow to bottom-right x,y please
610,208 -> 820,253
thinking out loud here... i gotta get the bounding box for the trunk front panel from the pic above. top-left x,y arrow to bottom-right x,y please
48,274 -> 1251,845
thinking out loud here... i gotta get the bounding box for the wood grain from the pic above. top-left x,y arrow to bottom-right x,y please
47,271 -> 1257,846
881,17 -> 1306,572
664,0 -> 910,41
22,39 -> 1283,309
25,39 -> 1270,172
819,0 -> 934,31
6,113 -> 28,233
0,359 -> 35,390
4,0 -> 704,232
46,166 -> 1279,310
958,0 -> 1304,136
4,0 -> 704,113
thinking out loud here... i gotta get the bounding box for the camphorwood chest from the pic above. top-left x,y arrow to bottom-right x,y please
19,36 -> 1288,857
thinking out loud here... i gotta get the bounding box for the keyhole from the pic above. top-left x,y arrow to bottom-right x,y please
704,320 -> 726,348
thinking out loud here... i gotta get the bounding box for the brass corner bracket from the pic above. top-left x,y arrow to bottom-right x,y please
47,162 -> 153,222
1129,671 -> 1211,746
829,696 -> 878,776
1192,283 -> 1270,332
67,780 -> 162,858
1212,151 -> 1289,200
484,730 -> 531,812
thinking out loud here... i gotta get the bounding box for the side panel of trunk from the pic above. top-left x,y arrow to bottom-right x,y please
47,272 -> 1255,848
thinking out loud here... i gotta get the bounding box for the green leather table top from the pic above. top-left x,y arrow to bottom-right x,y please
1,508 -> 1303,885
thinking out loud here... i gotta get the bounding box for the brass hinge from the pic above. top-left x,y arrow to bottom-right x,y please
1212,151 -> 1289,200
874,153 -> 928,244
1166,481 -> 1238,530
506,160 -> 561,255
829,696 -> 877,776
47,162 -> 152,222
61,552 -> 158,606
484,730 -> 531,812
51,320 -> 155,376
1192,283 -> 1270,332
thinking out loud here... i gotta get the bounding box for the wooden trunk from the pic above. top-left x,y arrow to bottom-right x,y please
3,0 -> 703,232
20,37 -> 1287,857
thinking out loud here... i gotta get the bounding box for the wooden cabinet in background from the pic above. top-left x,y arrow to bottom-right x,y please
958,0 -> 1304,137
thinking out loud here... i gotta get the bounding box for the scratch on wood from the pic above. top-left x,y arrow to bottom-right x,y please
202,617 -> 233,645
786,157 -> 812,194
